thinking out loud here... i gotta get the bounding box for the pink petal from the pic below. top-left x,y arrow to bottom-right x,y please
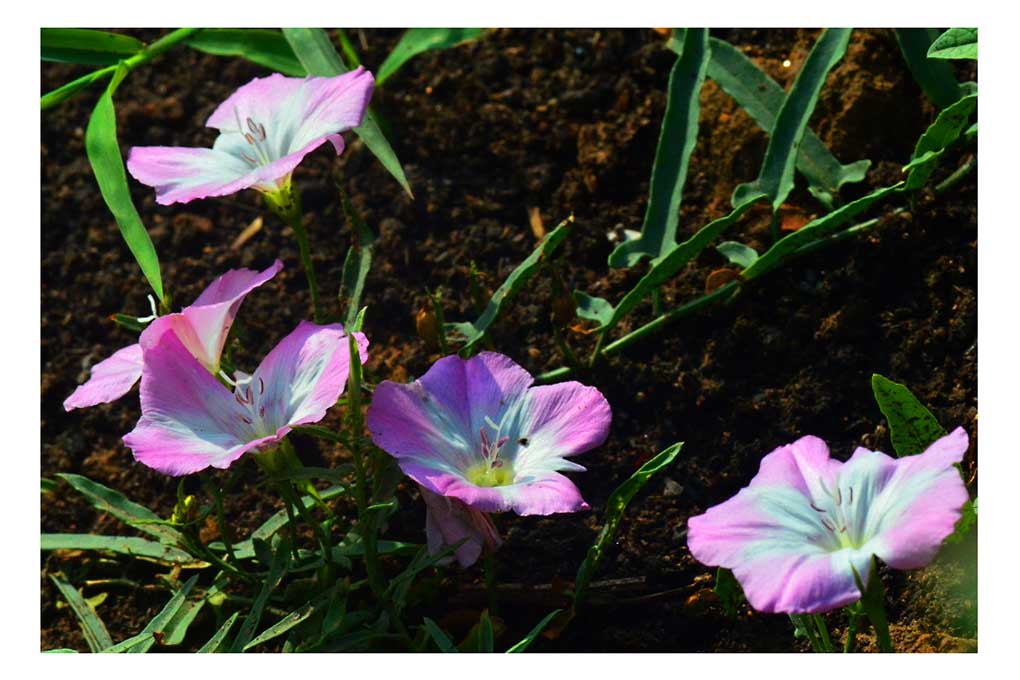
63,344 -> 143,411
421,486 -> 501,568
123,326 -> 265,476
749,435 -> 842,499
126,146 -> 255,206
512,381 -> 611,475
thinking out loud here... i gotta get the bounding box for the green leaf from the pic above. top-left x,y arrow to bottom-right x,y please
477,610 -> 495,653
447,217 -> 572,353
338,189 -> 376,328
742,183 -> 901,280
41,534 -> 204,566
716,241 -> 759,268
42,29 -> 143,66
49,574 -> 114,652
185,29 -> 306,76
702,37 -> 870,209
505,609 -> 561,653
197,611 -> 240,653
283,28 -> 413,198
377,28 -> 484,86
231,537 -> 290,651
573,442 -> 684,610
42,67 -> 115,110
161,595 -> 206,646
573,290 -> 615,326
928,28 -> 978,60
895,29 -> 965,109
713,568 -> 744,618
905,94 -> 977,190
41,477 -> 57,494
602,196 -> 764,334
224,486 -> 345,560
56,473 -> 185,545
609,28 -> 709,267
244,589 -> 332,651
870,374 -> 947,457
106,575 -> 199,653
733,28 -> 853,212
944,497 -> 977,545
422,617 -> 458,653
85,64 -> 164,301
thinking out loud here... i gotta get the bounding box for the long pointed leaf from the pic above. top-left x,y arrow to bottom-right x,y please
895,29 -> 964,109
377,28 -> 484,86
56,473 -> 184,544
49,574 -> 114,652
905,94 -> 977,190
42,29 -> 143,66
505,609 -> 561,653
185,29 -> 306,76
231,538 -> 290,651
338,190 -> 376,327
197,612 -> 241,653
41,534 -> 204,566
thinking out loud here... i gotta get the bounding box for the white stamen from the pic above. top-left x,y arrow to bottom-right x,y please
135,294 -> 159,323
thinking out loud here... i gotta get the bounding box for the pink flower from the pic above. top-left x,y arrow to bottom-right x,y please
687,428 -> 970,614
367,352 -> 611,566
64,261 -> 282,411
122,320 -> 368,476
126,69 -> 374,206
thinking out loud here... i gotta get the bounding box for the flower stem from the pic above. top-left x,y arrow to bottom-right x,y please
843,606 -> 861,653
266,185 -> 323,323
201,473 -> 236,565
854,558 -> 894,653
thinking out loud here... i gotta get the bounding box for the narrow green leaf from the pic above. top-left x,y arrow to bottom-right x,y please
609,28 -> 709,267
231,537 -> 290,651
870,374 -> 947,457
447,217 -> 572,353
478,610 -> 495,653
56,473 -> 184,544
283,28 -> 413,197
905,94 -> 977,190
41,477 -> 57,494
161,595 -> 206,646
377,28 -> 484,86
42,67 -> 115,110
928,28 -> 978,60
338,189 -> 376,328
505,609 -> 561,653
49,574 -> 114,652
733,28 -> 853,212
423,617 -> 458,653
197,611 -> 240,653
85,64 -> 164,300
603,196 -> 764,334
702,37 -> 870,208
244,590 -> 331,650
713,568 -> 745,618
573,442 -> 684,610
42,534 -> 204,566
42,29 -> 144,66
43,649 -> 79,653
225,486 -> 346,560
742,183 -> 901,280
110,575 -> 199,653
895,29 -> 965,109
573,290 -> 615,326
185,29 -> 306,76
716,241 -> 759,268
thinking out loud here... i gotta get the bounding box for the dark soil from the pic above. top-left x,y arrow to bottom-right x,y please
41,28 -> 977,652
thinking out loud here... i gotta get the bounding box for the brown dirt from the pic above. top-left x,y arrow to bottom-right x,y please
41,28 -> 977,652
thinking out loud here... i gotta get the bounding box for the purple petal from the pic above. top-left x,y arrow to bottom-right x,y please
843,427 -> 970,570
123,326 -> 265,476
511,381 -> 611,475
250,321 -> 367,431
126,146 -> 255,206
748,435 -> 842,499
63,344 -> 143,411
421,486 -> 501,568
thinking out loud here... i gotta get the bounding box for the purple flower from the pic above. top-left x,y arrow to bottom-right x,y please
367,352 -> 611,565
126,69 -> 374,206
421,486 -> 502,568
687,428 -> 970,614
63,261 -> 282,411
122,320 -> 368,476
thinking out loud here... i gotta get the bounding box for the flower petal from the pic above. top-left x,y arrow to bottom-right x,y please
748,435 -> 843,500
421,486 -> 501,568
250,321 -> 367,432
123,325 -> 264,476
126,146 -> 255,205
63,344 -> 143,411
841,427 -> 970,569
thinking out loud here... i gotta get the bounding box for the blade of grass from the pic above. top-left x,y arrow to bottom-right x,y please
49,574 -> 114,652
505,609 -> 561,653
224,485 -> 346,560
105,575 -> 199,653
376,28 -> 484,86
85,63 -> 164,301
609,28 -> 709,268
243,589 -> 333,651
56,473 -> 185,544
42,534 -> 205,566
423,617 -> 459,653
338,188 -> 376,327
42,28 -> 143,66
894,29 -> 965,109
185,28 -> 305,76
197,611 -> 241,653
283,28 -> 413,198
870,374 -> 947,457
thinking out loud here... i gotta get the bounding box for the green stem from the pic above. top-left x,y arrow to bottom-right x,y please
843,607 -> 861,653
813,614 -> 833,652
535,365 -> 574,384
790,614 -> 824,653
589,331 -> 606,368
266,186 -> 323,322
855,559 -> 893,653
934,155 -> 976,195
201,474 -> 236,565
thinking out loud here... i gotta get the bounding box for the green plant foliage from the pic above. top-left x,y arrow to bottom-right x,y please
197,611 -> 241,653
742,183 -> 901,280
609,28 -> 709,268
573,442 -> 683,610
283,28 -> 413,197
49,573 -> 114,652
716,241 -> 759,268
733,28 -> 853,212
185,29 -> 306,76
42,68 -> 115,110
338,190 -> 376,328
244,588 -> 334,650
506,609 -> 561,653
41,534 -> 204,566
220,485 -> 346,560
42,28 -> 144,66
894,29 -> 965,109
573,290 -> 614,325
870,374 -> 947,457
702,37 -> 870,209
57,473 -> 185,544
377,28 -> 485,86
945,498 -> 977,545
231,537 -> 291,651
447,217 -> 572,354
928,28 -> 977,60
85,64 -> 165,301
104,576 -> 199,653
713,568 -> 744,618
904,94 -> 977,190
423,617 -> 458,652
